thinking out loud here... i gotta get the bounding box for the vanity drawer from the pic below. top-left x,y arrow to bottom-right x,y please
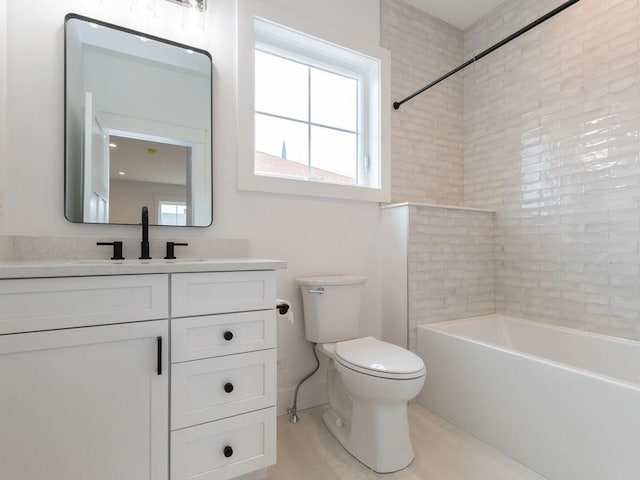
171,406 -> 276,480
171,310 -> 276,362
0,275 -> 168,334
170,271 -> 276,317
171,349 -> 276,430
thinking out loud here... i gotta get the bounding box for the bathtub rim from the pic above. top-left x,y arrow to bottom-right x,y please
418,313 -> 640,392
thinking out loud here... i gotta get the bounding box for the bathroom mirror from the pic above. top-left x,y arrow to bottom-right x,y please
64,13 -> 213,226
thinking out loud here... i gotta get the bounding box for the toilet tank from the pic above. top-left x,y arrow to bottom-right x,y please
297,275 -> 366,344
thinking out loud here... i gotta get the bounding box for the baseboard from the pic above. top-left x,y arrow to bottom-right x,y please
277,379 -> 328,416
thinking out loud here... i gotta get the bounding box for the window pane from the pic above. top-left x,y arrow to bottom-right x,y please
159,203 -> 186,226
255,113 -> 309,178
310,126 -> 357,184
310,68 -> 357,131
255,50 -> 308,121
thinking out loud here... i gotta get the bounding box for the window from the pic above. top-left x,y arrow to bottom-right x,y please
158,201 -> 187,226
237,10 -> 390,202
255,50 -> 360,186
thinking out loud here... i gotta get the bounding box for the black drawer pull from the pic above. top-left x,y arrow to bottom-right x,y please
156,336 -> 162,375
223,331 -> 234,341
224,382 -> 234,393
223,445 -> 233,458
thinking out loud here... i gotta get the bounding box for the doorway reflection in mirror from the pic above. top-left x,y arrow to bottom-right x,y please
108,136 -> 189,226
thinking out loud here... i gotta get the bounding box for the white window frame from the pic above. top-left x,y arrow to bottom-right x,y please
237,1 -> 391,203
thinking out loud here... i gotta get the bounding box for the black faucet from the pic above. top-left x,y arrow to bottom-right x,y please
140,206 -> 151,260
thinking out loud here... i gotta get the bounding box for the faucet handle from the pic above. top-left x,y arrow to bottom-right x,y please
165,242 -> 189,260
97,241 -> 125,261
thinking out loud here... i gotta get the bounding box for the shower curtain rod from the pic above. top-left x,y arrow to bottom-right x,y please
392,0 -> 582,110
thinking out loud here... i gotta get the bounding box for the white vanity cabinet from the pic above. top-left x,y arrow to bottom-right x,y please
0,275 -> 169,480
0,263 -> 282,480
170,271 -> 277,480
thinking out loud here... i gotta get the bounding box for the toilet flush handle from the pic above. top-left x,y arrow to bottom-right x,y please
307,287 -> 324,294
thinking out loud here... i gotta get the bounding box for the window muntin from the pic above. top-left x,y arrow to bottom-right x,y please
254,48 -> 363,186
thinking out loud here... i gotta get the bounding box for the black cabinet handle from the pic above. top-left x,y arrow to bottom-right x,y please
157,336 -> 162,375
224,382 -> 234,393
223,331 -> 234,341
223,446 -> 233,458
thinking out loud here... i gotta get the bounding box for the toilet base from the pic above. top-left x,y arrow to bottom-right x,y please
322,406 -> 415,474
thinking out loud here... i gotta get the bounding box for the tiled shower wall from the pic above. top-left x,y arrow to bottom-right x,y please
464,0 -> 640,339
381,204 -> 495,352
407,205 -> 495,350
381,0 -> 464,205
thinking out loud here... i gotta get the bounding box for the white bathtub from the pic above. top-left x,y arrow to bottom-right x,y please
417,314 -> 640,480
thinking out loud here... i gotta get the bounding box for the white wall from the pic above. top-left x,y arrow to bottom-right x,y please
380,205 -> 409,348
2,0 -> 382,411
0,0 -> 7,223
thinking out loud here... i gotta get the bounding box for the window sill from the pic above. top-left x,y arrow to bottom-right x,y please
238,170 -> 390,203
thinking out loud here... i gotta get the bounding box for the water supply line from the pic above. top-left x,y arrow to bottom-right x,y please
287,342 -> 320,423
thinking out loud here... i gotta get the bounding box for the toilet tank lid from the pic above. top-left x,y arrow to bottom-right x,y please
297,275 -> 366,286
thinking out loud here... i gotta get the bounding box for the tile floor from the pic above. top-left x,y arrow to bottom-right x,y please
266,404 -> 548,480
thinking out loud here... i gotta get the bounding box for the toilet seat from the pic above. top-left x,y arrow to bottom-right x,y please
334,337 -> 425,380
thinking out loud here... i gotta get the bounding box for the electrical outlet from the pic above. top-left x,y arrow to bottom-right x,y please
277,356 -> 285,370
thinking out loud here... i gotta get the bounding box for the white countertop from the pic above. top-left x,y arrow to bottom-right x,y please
0,258 -> 287,279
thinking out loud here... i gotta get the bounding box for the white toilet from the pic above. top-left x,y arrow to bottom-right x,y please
297,275 -> 426,473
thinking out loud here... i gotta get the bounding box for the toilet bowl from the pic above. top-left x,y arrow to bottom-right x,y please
319,338 -> 425,473
297,275 -> 426,473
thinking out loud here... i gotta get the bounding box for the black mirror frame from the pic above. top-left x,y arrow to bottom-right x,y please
63,12 -> 214,227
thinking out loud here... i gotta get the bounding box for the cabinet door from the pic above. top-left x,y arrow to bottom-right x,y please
0,320 -> 169,480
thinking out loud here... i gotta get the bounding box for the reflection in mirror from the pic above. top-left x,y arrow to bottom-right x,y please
109,136 -> 188,225
64,14 -> 213,226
